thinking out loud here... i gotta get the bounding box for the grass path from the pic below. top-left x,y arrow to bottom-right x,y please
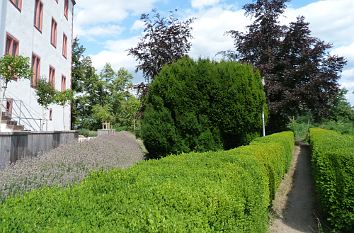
270,142 -> 318,233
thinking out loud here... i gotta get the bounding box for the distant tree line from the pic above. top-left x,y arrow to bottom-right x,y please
71,38 -> 140,131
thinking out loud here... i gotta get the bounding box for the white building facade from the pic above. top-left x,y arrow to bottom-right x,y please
0,0 -> 75,131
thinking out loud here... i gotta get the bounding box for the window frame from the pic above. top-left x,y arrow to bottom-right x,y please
31,53 -> 41,88
64,0 -> 69,20
34,0 -> 44,32
5,32 -> 19,56
61,75 -> 67,91
49,108 -> 53,121
49,66 -> 56,89
62,33 -> 68,58
9,0 -> 22,11
50,18 -> 58,48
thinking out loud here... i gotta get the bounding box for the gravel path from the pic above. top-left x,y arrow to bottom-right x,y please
0,131 -> 145,202
270,142 -> 317,233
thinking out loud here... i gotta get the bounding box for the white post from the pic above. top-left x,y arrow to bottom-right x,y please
262,77 -> 266,137
262,109 -> 266,137
0,80 -> 3,132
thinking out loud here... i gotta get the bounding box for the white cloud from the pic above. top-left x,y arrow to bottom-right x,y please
331,42 -> 354,66
191,0 -> 220,9
284,0 -> 354,47
189,7 -> 249,59
131,20 -> 145,31
74,0 -> 160,37
76,24 -> 123,38
90,37 -> 140,80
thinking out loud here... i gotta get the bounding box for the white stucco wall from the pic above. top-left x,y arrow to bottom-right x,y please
1,0 -> 74,131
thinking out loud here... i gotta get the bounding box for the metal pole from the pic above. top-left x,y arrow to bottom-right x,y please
262,77 -> 266,137
262,108 -> 266,137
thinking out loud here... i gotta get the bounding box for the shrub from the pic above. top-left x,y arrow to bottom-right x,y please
142,57 -> 267,157
0,132 -> 293,232
0,134 -> 143,203
309,128 -> 354,232
78,128 -> 97,137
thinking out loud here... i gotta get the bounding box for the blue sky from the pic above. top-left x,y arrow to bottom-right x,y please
74,0 -> 354,105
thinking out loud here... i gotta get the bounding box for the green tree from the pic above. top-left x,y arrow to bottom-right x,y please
115,96 -> 141,131
142,57 -> 266,158
71,38 -> 100,129
92,104 -> 113,124
35,79 -> 56,109
55,90 -> 73,130
0,55 -> 32,98
71,39 -> 140,131
328,88 -> 354,122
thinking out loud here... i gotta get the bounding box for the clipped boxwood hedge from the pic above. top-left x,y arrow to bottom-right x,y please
309,128 -> 354,232
0,132 -> 294,232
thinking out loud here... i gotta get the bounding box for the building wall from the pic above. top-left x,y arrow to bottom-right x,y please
1,0 -> 74,131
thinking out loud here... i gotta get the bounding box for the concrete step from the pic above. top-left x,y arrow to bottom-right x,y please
13,125 -> 24,131
7,120 -> 18,126
1,114 -> 11,121
7,124 -> 24,131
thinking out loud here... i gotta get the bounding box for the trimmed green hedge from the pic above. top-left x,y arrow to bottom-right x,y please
309,128 -> 354,232
0,132 -> 294,232
142,57 -> 267,157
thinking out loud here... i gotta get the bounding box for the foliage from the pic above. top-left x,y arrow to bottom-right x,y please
0,55 -> 32,89
328,88 -> 354,122
318,120 -> 354,135
92,104 -> 113,123
71,39 -> 139,130
287,114 -> 313,141
54,89 -> 73,106
35,79 -> 56,108
287,110 -> 354,140
78,128 -> 97,137
0,134 -> 143,203
225,0 -> 346,131
114,95 -> 141,132
309,128 -> 354,232
128,9 -> 194,83
0,132 -> 294,232
142,57 -> 267,157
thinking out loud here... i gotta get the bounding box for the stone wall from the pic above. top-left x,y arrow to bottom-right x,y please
0,131 -> 78,169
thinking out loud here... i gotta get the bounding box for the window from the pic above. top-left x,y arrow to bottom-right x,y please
34,0 -> 43,32
64,0 -> 69,19
5,33 -> 19,56
62,34 -> 67,58
61,75 -> 66,91
10,0 -> 22,11
49,108 -> 53,121
49,66 -> 55,88
31,54 -> 41,88
50,18 -> 57,47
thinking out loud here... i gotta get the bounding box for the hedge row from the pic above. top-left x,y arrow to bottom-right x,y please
309,128 -> 354,232
0,132 -> 294,232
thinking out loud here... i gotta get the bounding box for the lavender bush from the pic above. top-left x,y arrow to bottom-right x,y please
0,131 -> 145,202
